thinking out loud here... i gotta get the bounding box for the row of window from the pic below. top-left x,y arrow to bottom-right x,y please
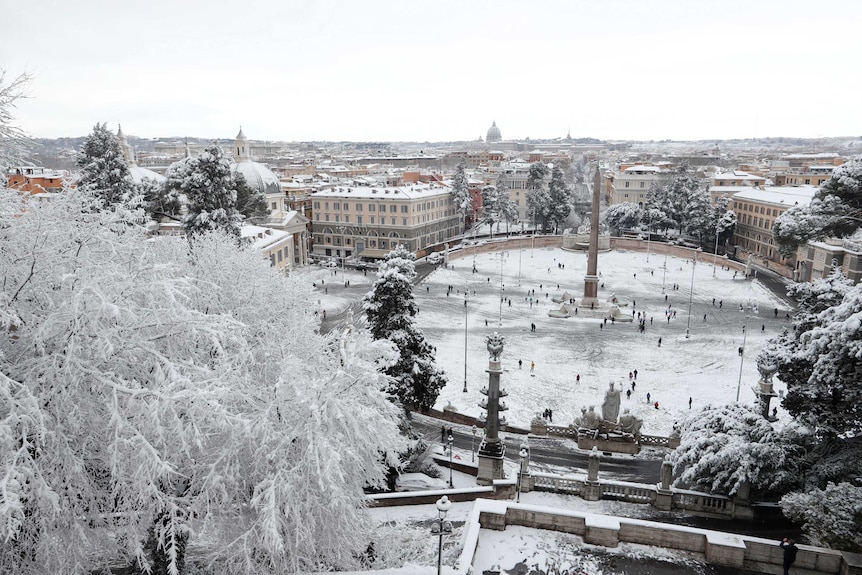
313,199 -> 448,213
737,203 -> 783,217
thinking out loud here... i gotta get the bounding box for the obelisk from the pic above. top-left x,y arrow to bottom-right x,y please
582,163 -> 601,307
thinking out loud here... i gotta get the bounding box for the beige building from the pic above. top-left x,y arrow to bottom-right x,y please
609,165 -> 671,207
310,182 -> 460,260
731,186 -> 819,272
793,237 -> 862,284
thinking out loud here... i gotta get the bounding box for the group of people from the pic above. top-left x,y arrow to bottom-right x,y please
541,408 -> 554,422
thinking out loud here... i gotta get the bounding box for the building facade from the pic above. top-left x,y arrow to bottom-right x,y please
310,182 -> 460,260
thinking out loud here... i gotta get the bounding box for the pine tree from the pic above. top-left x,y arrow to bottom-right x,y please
781,482 -> 862,552
364,245 -> 447,411
164,145 -> 242,238
76,123 -> 136,207
774,156 -> 862,257
480,184 -> 499,236
495,174 -> 518,235
605,202 -> 642,235
451,163 -> 472,231
526,162 -> 550,232
234,171 -> 270,223
547,165 -> 573,233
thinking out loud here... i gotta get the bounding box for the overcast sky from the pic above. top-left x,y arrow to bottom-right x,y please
3,0 -> 860,143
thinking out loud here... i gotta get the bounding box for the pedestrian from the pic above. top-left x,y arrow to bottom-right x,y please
664,294 -> 668,302
719,300 -> 723,308
689,397 -> 692,409
703,314 -> 707,322
774,308 -> 779,318
531,322 -> 536,332
322,310 -> 326,320
441,425 -> 446,442
604,317 -> 608,325
519,359 -> 523,369
629,371 -> 633,380
631,381 -> 636,391
762,324 -> 765,332
633,273 -> 637,279
548,409 -> 553,423
427,286 -> 429,292
633,369 -> 638,380
646,392 -> 651,403
485,319 -> 488,326
576,374 -> 580,383
712,298 -> 715,305
600,322 -> 603,330
633,300 -> 636,308
508,300 -> 512,307
626,389 -> 631,399
654,401 -> 659,409
530,361 -> 535,376
650,317 -> 653,325
658,337 -> 662,347
780,538 -> 798,575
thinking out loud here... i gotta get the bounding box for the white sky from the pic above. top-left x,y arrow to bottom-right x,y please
4,0 -> 860,142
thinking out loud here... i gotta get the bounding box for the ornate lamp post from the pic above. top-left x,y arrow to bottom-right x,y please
447,433 -> 454,488
430,495 -> 453,575
516,445 -> 529,503
685,251 -> 698,339
736,324 -> 748,401
463,286 -> 468,393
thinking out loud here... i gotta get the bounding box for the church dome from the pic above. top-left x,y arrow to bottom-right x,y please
486,121 -> 502,143
232,160 -> 281,196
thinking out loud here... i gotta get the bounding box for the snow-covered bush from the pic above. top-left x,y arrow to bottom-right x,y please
781,482 -> 862,552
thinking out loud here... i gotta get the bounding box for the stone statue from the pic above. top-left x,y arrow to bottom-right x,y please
581,406 -> 601,430
660,460 -> 672,491
485,332 -> 505,361
587,446 -> 600,482
601,382 -> 621,423
617,409 -> 643,437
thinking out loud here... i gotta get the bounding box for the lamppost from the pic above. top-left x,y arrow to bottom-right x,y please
516,446 -> 529,503
463,287 -> 468,393
517,240 -> 522,286
685,251 -> 698,339
661,244 -> 668,294
713,222 -> 721,277
736,324 -> 748,401
431,495 -> 453,575
498,250 -> 504,327
471,425 -> 477,462
447,433 -> 454,488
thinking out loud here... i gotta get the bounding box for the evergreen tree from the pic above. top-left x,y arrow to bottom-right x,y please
76,123 -> 136,207
774,156 -> 862,257
164,145 -> 242,238
234,171 -> 270,223
450,163 -> 472,231
480,184 -> 499,236
526,162 -> 550,232
364,245 -> 447,411
547,165 -> 573,233
605,202 -> 642,235
780,482 -> 862,552
495,174 -> 518,235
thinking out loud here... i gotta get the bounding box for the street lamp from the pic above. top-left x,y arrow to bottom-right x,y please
463,287 -> 468,393
447,433 -> 454,488
736,324 -> 747,401
516,446 -> 529,503
471,425 -> 477,462
430,495 -> 453,575
713,224 -> 721,277
661,244 -> 668,294
685,252 -> 697,339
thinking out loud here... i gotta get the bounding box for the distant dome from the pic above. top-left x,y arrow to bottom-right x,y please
486,121 -> 502,143
232,161 -> 281,196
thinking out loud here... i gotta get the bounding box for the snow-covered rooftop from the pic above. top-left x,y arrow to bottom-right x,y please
730,186 -> 818,206
624,165 -> 662,173
241,224 -> 293,250
311,182 -> 451,200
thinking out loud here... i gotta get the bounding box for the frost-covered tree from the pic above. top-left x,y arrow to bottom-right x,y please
450,163 -> 472,231
164,145 -> 242,239
547,165 -> 572,233
495,174 -> 518,235
364,245 -> 447,411
763,268 -> 862,440
0,186 -> 406,574
646,163 -> 702,234
668,404 -> 803,499
480,184 -> 499,236
605,202 -> 642,235
234,171 -> 270,223
76,123 -> 137,207
780,482 -> 862,552
0,70 -> 33,174
774,156 -> 862,257
526,162 -> 550,232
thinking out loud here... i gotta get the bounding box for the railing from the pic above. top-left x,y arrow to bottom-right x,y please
601,481 -> 655,503
532,472 -> 583,495
675,490 -> 732,517
545,424 -> 578,438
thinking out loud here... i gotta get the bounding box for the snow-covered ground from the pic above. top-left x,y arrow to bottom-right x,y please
309,246 -> 788,436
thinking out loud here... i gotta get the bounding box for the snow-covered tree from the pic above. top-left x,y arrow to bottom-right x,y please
682,189 -> 714,243
480,184 -> 500,236
605,202 -> 642,235
76,123 -> 137,208
364,245 -> 447,411
774,156 -> 862,257
526,162 -> 550,232
547,165 -> 572,233
668,404 -> 803,499
764,269 -> 862,440
0,186 -> 406,574
780,482 -> 862,552
234,171 -> 269,223
495,174 -> 518,235
164,145 -> 242,239
646,163 -> 702,235
450,164 -> 471,231
0,70 -> 33,173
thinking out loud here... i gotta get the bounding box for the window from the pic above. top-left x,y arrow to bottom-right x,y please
335,215 -> 340,222
356,203 -> 363,211
271,202 -> 277,210
391,217 -> 396,225
369,204 -> 375,212
402,218 -> 407,225
325,202 -> 329,210
333,203 -> 340,210
325,214 -> 330,222
345,215 -> 350,223
314,201 -> 320,209
640,182 -> 645,188
401,205 -> 408,213
625,182 -> 630,188
357,215 -> 363,224
390,205 -> 397,213
370,216 -> 375,224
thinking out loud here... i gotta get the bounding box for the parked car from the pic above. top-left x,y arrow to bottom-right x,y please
355,263 -> 368,271
323,260 -> 338,268
427,253 -> 443,264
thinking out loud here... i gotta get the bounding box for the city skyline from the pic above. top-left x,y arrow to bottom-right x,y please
4,0 -> 860,143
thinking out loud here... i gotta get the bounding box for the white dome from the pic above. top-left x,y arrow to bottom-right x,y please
486,121 -> 502,143
232,161 -> 280,196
